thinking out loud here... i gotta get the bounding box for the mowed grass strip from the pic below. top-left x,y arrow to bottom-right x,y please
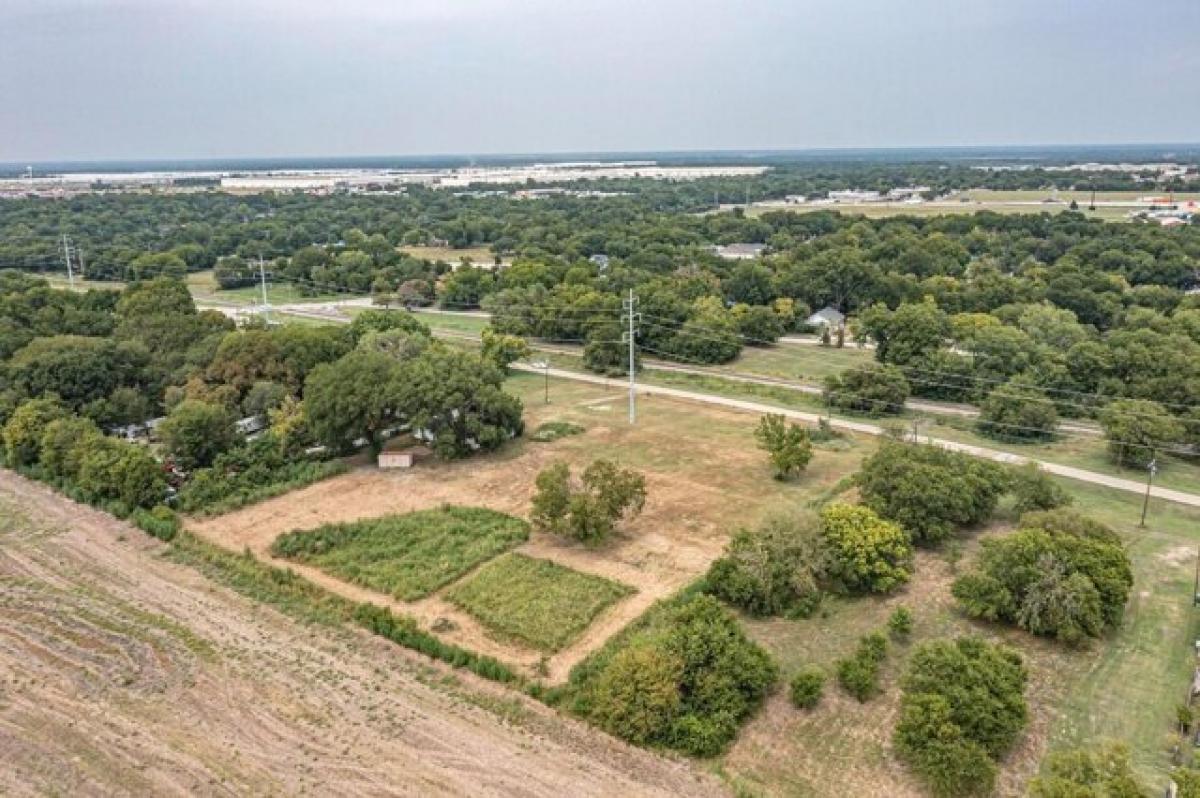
269,507 -> 529,601
446,554 -> 634,653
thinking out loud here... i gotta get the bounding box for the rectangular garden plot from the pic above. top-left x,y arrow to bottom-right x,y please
445,554 -> 635,653
269,507 -> 529,601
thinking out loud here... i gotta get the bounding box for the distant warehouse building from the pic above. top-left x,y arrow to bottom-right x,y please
711,243 -> 767,260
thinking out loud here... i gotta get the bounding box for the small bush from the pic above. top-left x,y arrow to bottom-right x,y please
836,633 -> 888,702
1028,742 -> 1143,798
130,505 -> 181,542
529,420 -> 586,443
888,606 -> 914,638
977,382 -> 1058,442
789,666 -> 825,709
1009,463 -> 1073,514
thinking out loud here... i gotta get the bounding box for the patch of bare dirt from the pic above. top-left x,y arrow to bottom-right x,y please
0,471 -> 726,797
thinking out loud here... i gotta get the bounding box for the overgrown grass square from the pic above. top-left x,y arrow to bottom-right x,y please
269,506 -> 529,601
445,554 -> 634,652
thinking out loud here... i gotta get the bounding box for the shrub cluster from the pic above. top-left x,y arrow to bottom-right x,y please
1028,743 -> 1143,798
836,632 -> 888,702
951,509 -> 1132,644
819,503 -> 913,594
175,434 -> 347,515
789,666 -> 826,709
976,381 -> 1059,442
578,594 -> 777,757
894,637 -> 1028,798
704,512 -> 823,617
823,362 -> 910,417
4,397 -> 167,514
531,459 -> 646,544
706,504 -> 912,619
856,441 -> 1010,545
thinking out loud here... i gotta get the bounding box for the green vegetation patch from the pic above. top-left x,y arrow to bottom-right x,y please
270,506 -> 529,601
446,553 -> 633,652
529,420 -> 586,443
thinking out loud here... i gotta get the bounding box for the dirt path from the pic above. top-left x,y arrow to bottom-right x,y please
0,471 -> 725,797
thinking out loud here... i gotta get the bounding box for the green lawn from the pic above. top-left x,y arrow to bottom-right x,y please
446,554 -> 634,652
414,310 -> 492,337
269,507 -> 529,601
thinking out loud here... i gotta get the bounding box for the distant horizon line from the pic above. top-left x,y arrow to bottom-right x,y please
4,141 -> 1200,173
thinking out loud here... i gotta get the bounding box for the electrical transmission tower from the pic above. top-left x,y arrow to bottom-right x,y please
622,289 -> 639,424
258,256 -> 271,325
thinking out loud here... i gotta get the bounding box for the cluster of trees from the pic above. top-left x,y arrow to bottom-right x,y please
0,274 -> 526,517
856,442 -> 1012,545
952,508 -> 1134,644
850,293 -> 1200,459
3,397 -> 164,512
8,179 -> 1198,380
530,459 -> 647,544
575,593 -> 777,757
704,503 -> 912,618
894,637 -> 1029,797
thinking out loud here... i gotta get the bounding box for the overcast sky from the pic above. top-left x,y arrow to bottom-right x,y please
2,0 -> 1198,162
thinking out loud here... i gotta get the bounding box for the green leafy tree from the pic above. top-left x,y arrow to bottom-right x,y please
894,637 -> 1028,798
304,350 -> 403,455
4,397 -> 68,466
819,503 -> 913,594
1098,398 -> 1184,469
823,362 -> 910,417
704,511 -> 823,617
531,459 -> 647,544
480,326 -> 532,371
977,381 -> 1058,442
395,347 -> 524,459
857,442 -> 1009,545
158,400 -> 237,470
951,522 -> 1132,643
39,416 -> 103,481
588,644 -> 684,744
754,413 -> 813,480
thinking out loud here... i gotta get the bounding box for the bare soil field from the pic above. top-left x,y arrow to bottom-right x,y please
0,471 -> 725,797
187,378 -> 865,682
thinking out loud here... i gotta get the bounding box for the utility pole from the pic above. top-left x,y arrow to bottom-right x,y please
61,233 -> 75,289
910,416 -> 926,443
623,289 -> 639,425
1139,455 -> 1157,528
258,256 -> 271,325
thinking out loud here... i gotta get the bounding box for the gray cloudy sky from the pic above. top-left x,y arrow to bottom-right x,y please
2,0 -> 1198,161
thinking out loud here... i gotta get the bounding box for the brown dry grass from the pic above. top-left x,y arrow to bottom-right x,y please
187,375 -> 866,682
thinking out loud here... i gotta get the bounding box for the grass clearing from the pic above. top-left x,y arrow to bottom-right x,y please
401,245 -> 496,264
270,506 -> 529,601
447,554 -> 634,653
